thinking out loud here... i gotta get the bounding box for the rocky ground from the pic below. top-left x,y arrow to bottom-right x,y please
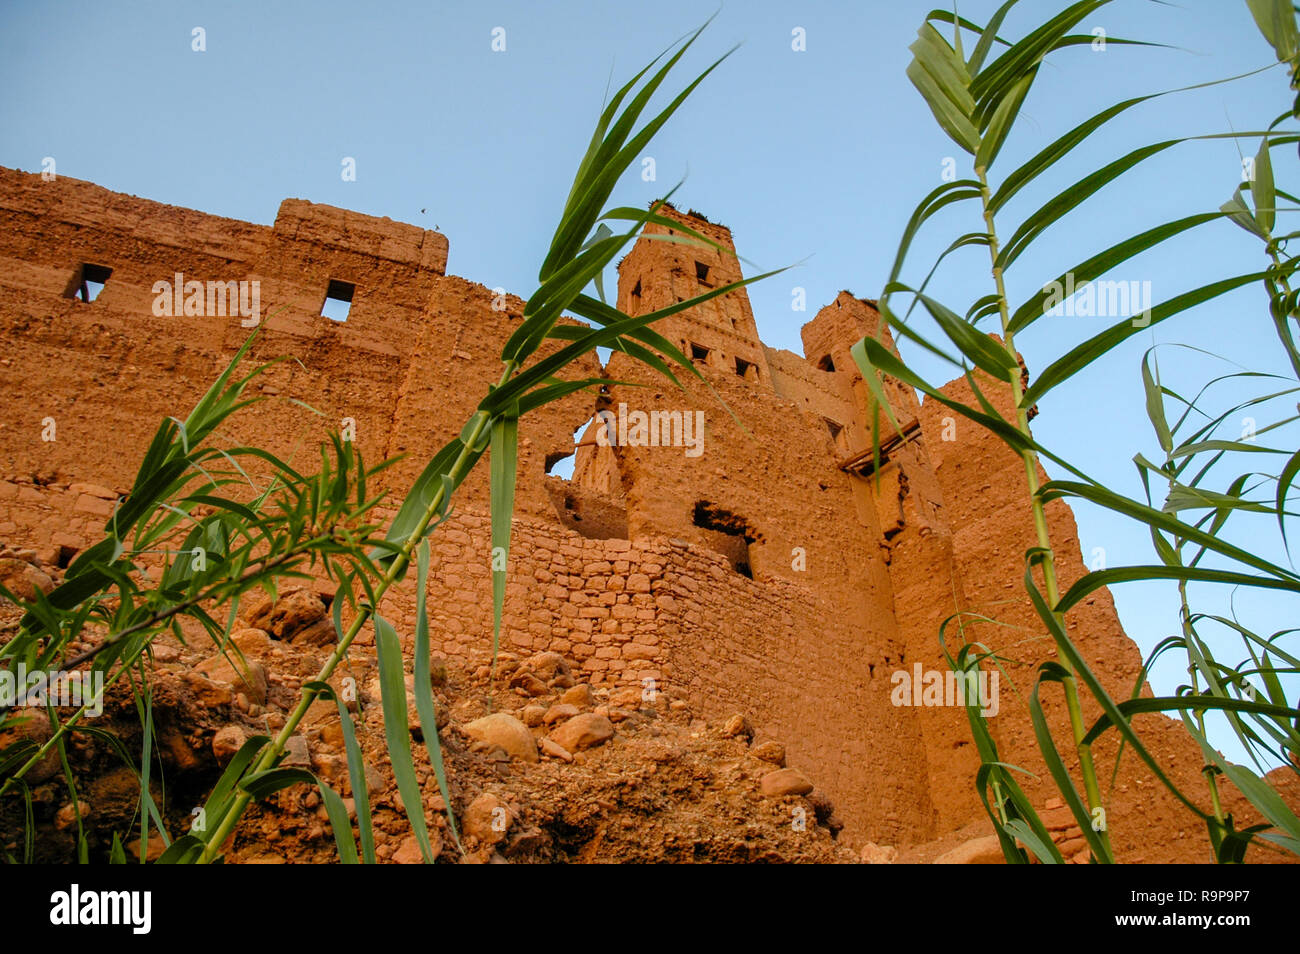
0,554 -> 862,863
218,634 -> 861,865
9,547 -> 1279,865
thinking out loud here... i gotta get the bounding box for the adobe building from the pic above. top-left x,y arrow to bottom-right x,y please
0,166 -> 1290,860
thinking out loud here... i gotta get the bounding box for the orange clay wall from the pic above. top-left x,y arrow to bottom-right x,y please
2,168 -> 1289,857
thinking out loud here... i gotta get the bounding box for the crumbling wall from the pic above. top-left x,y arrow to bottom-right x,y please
0,166 -> 444,488
646,537 -> 936,844
908,367 -> 1266,861
0,477 -> 119,567
2,168 -> 1286,859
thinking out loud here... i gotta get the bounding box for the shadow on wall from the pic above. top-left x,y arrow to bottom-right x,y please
692,500 -> 761,579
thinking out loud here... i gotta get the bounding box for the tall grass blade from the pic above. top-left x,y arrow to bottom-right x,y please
373,615 -> 436,863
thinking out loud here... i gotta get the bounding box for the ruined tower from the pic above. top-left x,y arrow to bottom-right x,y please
615,206 -> 769,386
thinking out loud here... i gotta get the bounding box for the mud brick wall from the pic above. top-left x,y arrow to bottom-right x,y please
1,169 -> 1266,857
0,478 -> 121,565
647,541 -> 937,845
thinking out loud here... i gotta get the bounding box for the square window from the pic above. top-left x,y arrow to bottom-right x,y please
321,279 -> 355,322
735,357 -> 757,380
695,261 -> 713,287
690,342 -> 710,363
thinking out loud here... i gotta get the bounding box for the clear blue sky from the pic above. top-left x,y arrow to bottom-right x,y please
2,1 -> 1295,763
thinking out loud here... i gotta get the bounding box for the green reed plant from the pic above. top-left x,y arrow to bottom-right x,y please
856,0 -> 1300,862
0,335 -> 397,862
